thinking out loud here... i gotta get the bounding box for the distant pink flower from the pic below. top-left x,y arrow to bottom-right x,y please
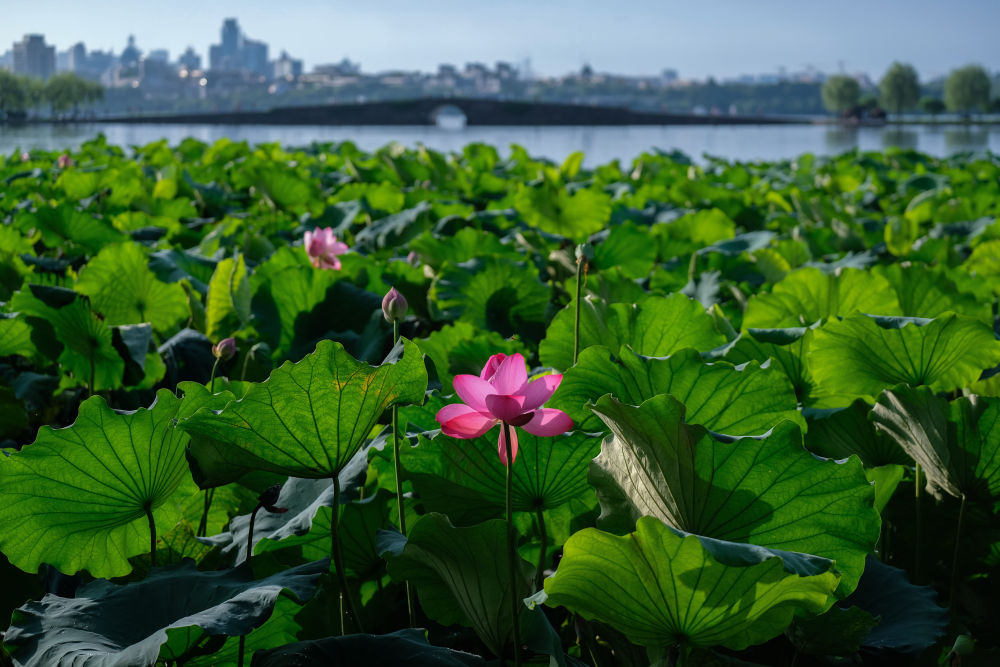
56,154 -> 73,168
303,227 -> 349,270
435,353 -> 573,465
20,152 -> 30,162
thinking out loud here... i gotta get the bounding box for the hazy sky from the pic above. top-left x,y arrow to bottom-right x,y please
2,0 -> 998,80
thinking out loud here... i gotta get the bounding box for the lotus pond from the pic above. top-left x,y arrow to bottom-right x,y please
0,137 -> 999,666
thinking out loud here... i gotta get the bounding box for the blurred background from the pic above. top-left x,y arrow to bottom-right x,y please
1,0 -> 999,162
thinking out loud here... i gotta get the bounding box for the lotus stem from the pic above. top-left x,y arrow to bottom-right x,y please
237,504 -> 264,667
502,421 -> 522,667
950,493 -> 967,606
391,320 -> 416,627
331,474 -> 364,634
209,357 -> 221,393
573,255 -> 584,366
913,463 -> 922,582
145,502 -> 156,567
534,505 -> 547,592
197,488 -> 215,538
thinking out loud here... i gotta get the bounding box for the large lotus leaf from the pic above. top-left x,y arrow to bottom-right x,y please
75,241 -> 189,332
870,386 -> 1000,501
809,313 -> 1000,406
873,263 -> 992,324
12,290 -> 125,391
181,339 -> 427,482
18,203 -> 125,254
592,221 -> 659,279
0,314 -> 35,357
3,559 -> 326,667
803,399 -> 909,467
251,629 -> 487,667
400,427 -> 602,525
539,294 -> 726,372
549,346 -> 803,434
723,327 -> 815,401
380,513 -> 534,658
428,257 -> 551,339
185,596 -> 302,667
589,394 -> 878,594
743,267 -> 901,329
842,555 -> 949,655
0,390 -> 194,577
514,183 -> 611,241
542,516 -> 839,651
205,254 -> 251,341
409,226 -> 517,270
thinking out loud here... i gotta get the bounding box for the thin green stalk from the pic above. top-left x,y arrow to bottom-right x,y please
573,256 -> 584,366
209,357 -> 221,393
331,474 -> 364,634
240,346 -> 253,382
197,488 -> 215,538
914,463 -> 922,582
534,506 -> 547,592
391,320 -> 416,627
950,493 -> 967,606
502,421 -> 522,667
237,505 -> 263,667
145,503 -> 156,567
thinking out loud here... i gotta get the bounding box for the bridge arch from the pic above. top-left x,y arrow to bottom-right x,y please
429,103 -> 468,128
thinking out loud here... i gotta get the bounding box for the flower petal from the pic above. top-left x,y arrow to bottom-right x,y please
520,374 -> 562,412
485,394 -> 526,422
453,375 -> 495,411
437,404 -> 495,439
480,353 -> 507,381
490,353 -> 528,395
497,425 -> 520,466
522,409 -> 573,437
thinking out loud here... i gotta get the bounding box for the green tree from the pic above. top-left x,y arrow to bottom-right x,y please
880,62 -> 920,117
0,71 -> 29,115
821,75 -> 861,115
919,96 -> 946,120
43,73 -> 103,118
944,65 -> 991,117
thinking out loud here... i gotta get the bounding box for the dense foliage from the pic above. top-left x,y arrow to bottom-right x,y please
1,137 -> 999,666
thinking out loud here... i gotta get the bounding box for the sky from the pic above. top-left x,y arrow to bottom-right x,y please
1,0 -> 998,80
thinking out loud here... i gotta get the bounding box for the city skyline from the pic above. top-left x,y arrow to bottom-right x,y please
2,0 -> 999,81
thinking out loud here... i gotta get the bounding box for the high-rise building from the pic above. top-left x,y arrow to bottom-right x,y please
67,42 -> 87,72
209,18 -> 272,77
178,47 -> 202,71
12,34 -> 55,79
271,51 -> 303,80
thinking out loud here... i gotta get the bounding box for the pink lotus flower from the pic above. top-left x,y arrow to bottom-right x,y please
435,353 -> 573,465
21,152 -> 30,162
56,154 -> 73,168
304,227 -> 349,270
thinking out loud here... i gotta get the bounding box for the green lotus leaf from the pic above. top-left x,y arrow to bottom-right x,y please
592,221 -> 659,279
380,513 -> 534,658
429,257 -> 551,339
400,427 -> 601,525
514,183 -> 611,241
870,386 -> 1000,501
3,559 -> 326,667
803,399 -> 908,467
588,394 -> 879,594
873,263 -> 992,324
205,254 -> 251,342
540,293 -> 726,372
181,339 -> 427,481
409,227 -> 516,270
542,516 -> 840,651
0,387 -> 28,438
18,203 -> 125,254
252,629 -> 487,667
743,267 -> 901,329
415,321 -> 529,394
549,346 -> 803,434
787,605 -> 879,657
183,596 -> 303,667
75,241 -> 189,332
0,314 -> 35,357
0,390 -> 193,577
723,327 -> 815,401
809,313 -> 1000,406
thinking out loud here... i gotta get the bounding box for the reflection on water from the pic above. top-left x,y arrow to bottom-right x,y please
1,122 -> 998,164
944,128 -> 991,152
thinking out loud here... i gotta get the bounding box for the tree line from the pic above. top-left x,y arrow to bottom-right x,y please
0,71 -> 104,120
822,63 -> 998,119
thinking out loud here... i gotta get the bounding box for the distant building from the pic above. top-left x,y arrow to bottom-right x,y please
209,18 -> 269,77
12,34 -> 55,79
146,49 -> 169,63
119,35 -> 142,77
271,50 -> 302,80
0,49 -> 11,71
67,42 -> 87,72
178,47 -> 202,71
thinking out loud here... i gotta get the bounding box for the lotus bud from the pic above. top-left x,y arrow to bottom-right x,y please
575,243 -> 594,261
382,287 -> 408,323
20,152 -> 30,162
258,483 -> 288,514
212,337 -> 237,361
57,154 -> 73,168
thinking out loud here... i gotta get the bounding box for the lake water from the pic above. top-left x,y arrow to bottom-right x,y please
2,122 -> 999,165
